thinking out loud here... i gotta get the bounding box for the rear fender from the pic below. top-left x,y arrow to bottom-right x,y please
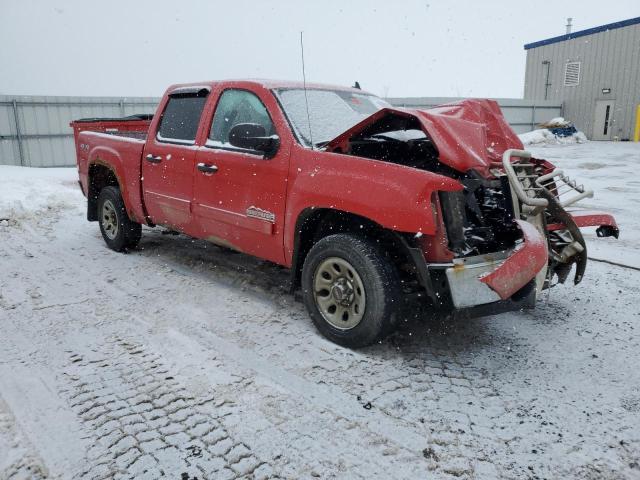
87,143 -> 146,224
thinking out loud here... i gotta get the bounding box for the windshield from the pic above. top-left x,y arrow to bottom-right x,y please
274,88 -> 391,147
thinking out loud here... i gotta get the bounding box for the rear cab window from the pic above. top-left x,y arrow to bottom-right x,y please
156,88 -> 209,144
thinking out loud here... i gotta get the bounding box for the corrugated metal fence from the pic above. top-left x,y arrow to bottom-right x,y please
387,97 -> 563,134
0,95 -> 159,167
0,95 -> 562,168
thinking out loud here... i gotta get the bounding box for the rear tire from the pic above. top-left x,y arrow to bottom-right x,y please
301,233 -> 401,348
97,186 -> 142,252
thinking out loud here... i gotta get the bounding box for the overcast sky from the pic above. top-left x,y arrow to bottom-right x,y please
1,0 -> 638,99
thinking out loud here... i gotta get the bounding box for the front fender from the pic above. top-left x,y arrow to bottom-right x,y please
284,151 -> 462,263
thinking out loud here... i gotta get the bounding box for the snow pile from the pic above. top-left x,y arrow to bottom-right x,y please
538,117 -> 572,128
519,128 -> 587,146
0,166 -> 82,224
519,117 -> 587,146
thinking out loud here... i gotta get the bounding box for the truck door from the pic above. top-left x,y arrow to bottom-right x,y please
192,88 -> 289,265
142,88 -> 209,229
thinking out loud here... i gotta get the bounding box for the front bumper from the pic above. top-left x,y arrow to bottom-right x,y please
548,210 -> 619,238
451,279 -> 537,320
413,148 -> 618,312
430,220 -> 548,309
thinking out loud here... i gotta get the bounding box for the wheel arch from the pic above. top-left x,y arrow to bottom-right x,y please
289,207 -> 422,292
87,161 -> 120,221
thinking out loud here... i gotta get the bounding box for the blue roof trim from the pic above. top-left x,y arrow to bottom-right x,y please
524,16 -> 640,50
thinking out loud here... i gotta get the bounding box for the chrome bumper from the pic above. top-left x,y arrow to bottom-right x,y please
430,220 -> 548,309
443,253 -> 508,308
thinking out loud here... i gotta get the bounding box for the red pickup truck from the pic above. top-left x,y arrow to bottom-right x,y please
71,79 -> 618,347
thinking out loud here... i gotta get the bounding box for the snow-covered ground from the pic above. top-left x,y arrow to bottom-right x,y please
1,142 -> 639,479
527,141 -> 640,269
0,167 -> 80,224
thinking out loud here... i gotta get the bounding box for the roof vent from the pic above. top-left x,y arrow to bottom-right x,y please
564,61 -> 581,86
566,17 -> 573,34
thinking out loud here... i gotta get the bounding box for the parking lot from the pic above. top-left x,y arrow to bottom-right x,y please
1,142 -> 639,479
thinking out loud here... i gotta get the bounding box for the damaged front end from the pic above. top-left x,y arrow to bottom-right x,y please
433,170 -> 549,312
435,148 -> 619,311
499,148 -> 618,287
322,100 -> 618,314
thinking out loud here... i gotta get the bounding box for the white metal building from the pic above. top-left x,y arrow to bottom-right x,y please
523,16 -> 640,141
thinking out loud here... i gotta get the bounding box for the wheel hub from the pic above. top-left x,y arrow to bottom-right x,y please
330,278 -> 355,306
312,257 -> 366,330
101,199 -> 119,240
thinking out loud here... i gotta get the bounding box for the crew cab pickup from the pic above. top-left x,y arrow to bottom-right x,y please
71,79 -> 619,347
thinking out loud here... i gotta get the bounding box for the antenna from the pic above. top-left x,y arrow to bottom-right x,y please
300,31 -> 314,149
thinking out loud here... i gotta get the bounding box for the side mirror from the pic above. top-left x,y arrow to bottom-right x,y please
228,123 -> 279,158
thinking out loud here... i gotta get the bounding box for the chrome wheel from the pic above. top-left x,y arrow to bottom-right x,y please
101,199 -> 119,240
313,257 -> 366,330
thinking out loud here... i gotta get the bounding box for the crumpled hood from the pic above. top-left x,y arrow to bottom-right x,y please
325,99 -> 524,176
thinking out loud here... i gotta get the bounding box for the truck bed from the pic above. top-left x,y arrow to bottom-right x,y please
71,115 -> 152,225
70,114 -> 153,143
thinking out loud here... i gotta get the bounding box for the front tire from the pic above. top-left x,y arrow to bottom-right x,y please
97,186 -> 142,252
301,234 -> 401,348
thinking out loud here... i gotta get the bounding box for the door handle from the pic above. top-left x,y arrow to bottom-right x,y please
145,154 -> 162,164
197,163 -> 219,174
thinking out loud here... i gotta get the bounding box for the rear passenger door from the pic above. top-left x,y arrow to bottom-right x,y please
142,88 -> 208,230
192,88 -> 290,264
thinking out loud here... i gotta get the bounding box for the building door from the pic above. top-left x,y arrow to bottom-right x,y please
592,100 -> 615,140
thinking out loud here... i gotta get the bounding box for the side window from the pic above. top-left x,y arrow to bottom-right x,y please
157,93 -> 208,143
209,89 -> 274,146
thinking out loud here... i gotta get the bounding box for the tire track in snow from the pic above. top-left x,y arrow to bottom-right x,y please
4,200 -> 640,479
1,220 -> 434,478
59,336 -> 272,480
0,396 -> 49,480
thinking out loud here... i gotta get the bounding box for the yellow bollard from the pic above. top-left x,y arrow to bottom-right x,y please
635,104 -> 640,142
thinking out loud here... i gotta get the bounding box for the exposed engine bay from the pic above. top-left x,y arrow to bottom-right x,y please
328,113 -> 446,174
324,106 -> 619,291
